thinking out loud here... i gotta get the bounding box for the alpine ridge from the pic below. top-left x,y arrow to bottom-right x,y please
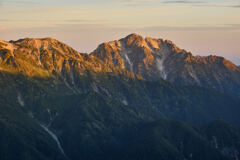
91,33 -> 240,98
0,37 -> 139,93
1,35 -> 240,160
0,38 -> 132,76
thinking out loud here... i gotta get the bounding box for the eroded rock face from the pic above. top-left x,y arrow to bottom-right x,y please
0,38 -> 114,76
91,33 -> 240,97
1,38 -> 137,77
91,34 -> 166,80
2,34 -> 239,97
0,37 -> 139,95
1,36 -> 240,160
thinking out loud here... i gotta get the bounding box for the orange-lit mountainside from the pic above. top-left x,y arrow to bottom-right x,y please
92,34 -> 240,98
0,34 -> 240,160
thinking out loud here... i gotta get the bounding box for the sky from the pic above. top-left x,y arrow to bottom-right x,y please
0,0 -> 240,65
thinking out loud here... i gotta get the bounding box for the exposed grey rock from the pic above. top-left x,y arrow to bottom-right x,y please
92,33 -> 240,97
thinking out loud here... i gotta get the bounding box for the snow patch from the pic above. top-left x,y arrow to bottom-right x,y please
39,124 -> 67,157
125,54 -> 133,73
120,42 -> 134,73
47,108 -> 51,114
60,74 -> 77,94
189,70 -> 200,83
17,93 -> 25,106
69,65 -> 81,93
91,82 -> 100,93
46,108 -> 53,126
122,99 -> 128,106
28,111 -> 34,118
64,80 -> 76,93
212,136 -> 219,149
156,58 -> 167,80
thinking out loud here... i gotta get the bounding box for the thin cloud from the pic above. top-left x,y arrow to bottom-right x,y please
162,0 -> 205,4
162,1 -> 240,8
3,22 -> 240,32
0,0 -> 38,5
194,4 -> 240,8
18,23 -> 240,33
119,0 -> 155,6
140,24 -> 240,32
228,5 -> 240,8
0,19 -> 107,23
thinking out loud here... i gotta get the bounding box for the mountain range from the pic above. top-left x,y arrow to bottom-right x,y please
0,34 -> 240,160
92,34 -> 240,98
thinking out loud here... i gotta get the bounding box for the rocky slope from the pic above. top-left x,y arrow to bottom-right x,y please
0,38 -> 138,92
91,33 -> 240,97
1,37 -> 240,160
0,97 -> 67,160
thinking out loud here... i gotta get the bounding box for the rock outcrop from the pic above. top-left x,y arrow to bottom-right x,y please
91,33 -> 240,97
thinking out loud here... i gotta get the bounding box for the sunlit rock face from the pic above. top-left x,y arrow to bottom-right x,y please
2,34 -> 240,97
91,33 -> 240,97
0,37 -> 140,96
91,33 -> 166,81
0,37 -> 137,79
1,36 -> 240,160
0,38 -> 115,77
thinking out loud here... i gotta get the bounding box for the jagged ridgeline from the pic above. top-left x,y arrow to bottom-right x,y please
92,33 -> 240,98
0,35 -> 240,160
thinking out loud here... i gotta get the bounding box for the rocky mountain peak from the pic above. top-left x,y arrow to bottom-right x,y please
121,33 -> 147,47
91,33 -> 192,79
1,35 -> 240,97
0,38 -> 86,77
1,35 -> 240,160
9,37 -> 78,56
0,37 -> 136,84
92,34 -> 240,97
